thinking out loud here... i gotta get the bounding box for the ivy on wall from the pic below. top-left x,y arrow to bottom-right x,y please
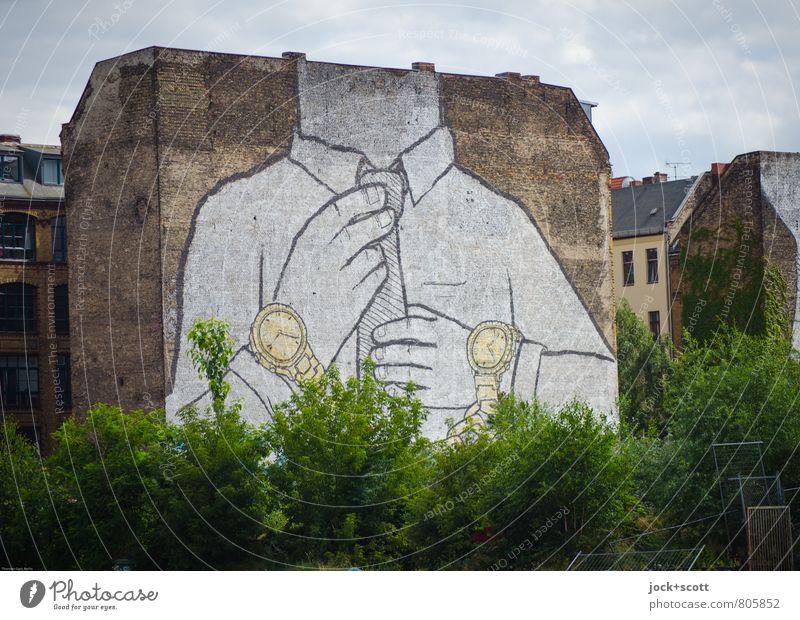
679,218 -> 765,342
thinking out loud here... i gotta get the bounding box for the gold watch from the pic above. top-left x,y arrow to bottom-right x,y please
468,320 -> 521,411
250,303 -> 324,383
449,321 -> 521,441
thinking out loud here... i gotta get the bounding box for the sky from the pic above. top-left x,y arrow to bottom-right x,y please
1,0 -> 798,180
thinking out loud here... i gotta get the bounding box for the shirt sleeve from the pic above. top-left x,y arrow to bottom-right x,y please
167,158 -> 332,419
504,202 -> 613,358
502,199 -> 618,414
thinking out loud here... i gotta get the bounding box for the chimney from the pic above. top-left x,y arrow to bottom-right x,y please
522,74 -> 540,84
653,171 -> 668,183
710,162 -> 728,178
412,62 -> 435,72
642,176 -> 654,185
0,133 -> 21,144
281,51 -> 306,61
710,162 -> 728,187
495,71 -> 521,81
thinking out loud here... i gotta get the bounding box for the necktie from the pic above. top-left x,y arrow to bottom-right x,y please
356,167 -> 408,368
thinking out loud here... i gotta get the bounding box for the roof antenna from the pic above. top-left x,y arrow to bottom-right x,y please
665,160 -> 691,180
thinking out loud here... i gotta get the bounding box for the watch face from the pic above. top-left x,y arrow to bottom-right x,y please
470,325 -> 509,370
254,308 -> 305,363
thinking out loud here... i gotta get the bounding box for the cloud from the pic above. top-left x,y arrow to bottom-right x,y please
0,0 -> 798,180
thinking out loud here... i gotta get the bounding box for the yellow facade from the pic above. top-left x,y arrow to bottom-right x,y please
612,233 -> 671,339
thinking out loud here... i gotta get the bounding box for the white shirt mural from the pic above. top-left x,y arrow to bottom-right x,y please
761,155 -> 800,350
167,61 -> 616,438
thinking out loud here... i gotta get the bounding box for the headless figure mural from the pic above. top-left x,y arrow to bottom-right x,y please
168,61 -> 617,439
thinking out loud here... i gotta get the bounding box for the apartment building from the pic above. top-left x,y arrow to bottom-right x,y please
611,172 -> 694,341
0,133 -> 70,452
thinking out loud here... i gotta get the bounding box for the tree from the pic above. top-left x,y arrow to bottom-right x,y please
40,405 -> 177,569
29,319 -> 284,569
0,423 -> 50,569
33,403 -> 278,569
616,299 -> 673,435
635,268 -> 800,555
186,317 -> 235,416
160,317 -> 283,568
264,361 -> 430,568
152,403 -> 284,569
408,398 -> 641,569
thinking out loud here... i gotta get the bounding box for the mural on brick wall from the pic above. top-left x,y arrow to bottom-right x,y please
761,156 -> 800,351
167,60 -> 616,439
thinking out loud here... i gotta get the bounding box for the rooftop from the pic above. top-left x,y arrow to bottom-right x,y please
0,136 -> 64,202
612,177 -> 695,239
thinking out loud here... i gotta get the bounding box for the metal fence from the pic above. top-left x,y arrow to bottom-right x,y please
712,442 -> 766,533
746,507 -> 794,571
567,547 -> 704,571
732,474 -> 785,519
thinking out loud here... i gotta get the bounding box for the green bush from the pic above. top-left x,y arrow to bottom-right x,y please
9,304 -> 797,570
264,362 -> 430,568
616,299 -> 673,435
13,403 -> 281,570
0,423 -> 49,569
40,405 -> 177,569
408,398 -> 641,569
640,325 -> 800,544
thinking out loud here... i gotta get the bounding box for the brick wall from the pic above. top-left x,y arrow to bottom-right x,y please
669,151 -> 800,347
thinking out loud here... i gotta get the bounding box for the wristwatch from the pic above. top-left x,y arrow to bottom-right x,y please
467,320 -> 521,412
448,320 -> 520,441
249,303 -> 325,383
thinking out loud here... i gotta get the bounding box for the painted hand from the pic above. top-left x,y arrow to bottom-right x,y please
275,183 -> 395,367
370,307 -> 475,409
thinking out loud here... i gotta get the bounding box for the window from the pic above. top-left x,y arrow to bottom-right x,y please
0,213 -> 36,261
41,158 -> 63,185
16,426 -> 40,447
51,216 -> 67,262
0,354 -> 39,408
646,248 -> 659,284
0,154 -> 21,182
648,311 -> 661,338
55,353 -> 72,410
54,284 -> 69,335
622,250 -> 634,286
0,283 -> 37,332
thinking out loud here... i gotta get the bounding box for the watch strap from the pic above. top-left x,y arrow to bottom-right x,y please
474,373 -> 500,414
289,345 -> 325,383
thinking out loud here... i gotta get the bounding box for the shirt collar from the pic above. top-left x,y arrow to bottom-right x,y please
288,127 -> 454,204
